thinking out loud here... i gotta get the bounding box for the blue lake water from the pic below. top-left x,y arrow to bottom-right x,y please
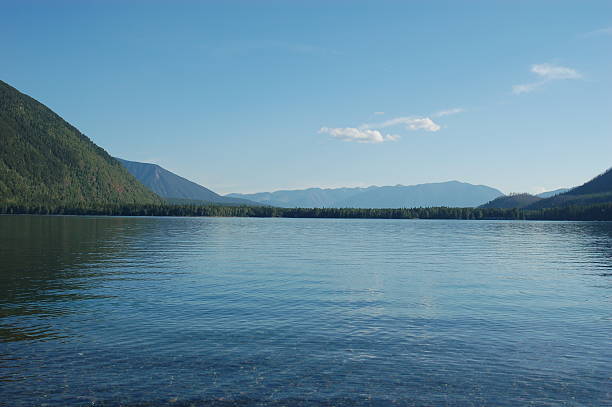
0,215 -> 610,406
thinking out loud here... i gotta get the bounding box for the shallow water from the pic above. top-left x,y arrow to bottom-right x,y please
0,215 -> 610,406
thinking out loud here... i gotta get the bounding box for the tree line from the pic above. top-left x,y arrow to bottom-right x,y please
1,202 -> 612,221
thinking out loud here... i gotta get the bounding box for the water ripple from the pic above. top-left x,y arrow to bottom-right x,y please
0,216 -> 611,406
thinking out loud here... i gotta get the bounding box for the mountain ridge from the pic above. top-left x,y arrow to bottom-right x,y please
0,80 -> 161,207
479,193 -> 543,209
527,168 -> 612,209
536,188 -> 570,198
228,181 -> 504,208
116,158 -> 259,206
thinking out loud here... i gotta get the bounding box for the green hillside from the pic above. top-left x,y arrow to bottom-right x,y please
479,193 -> 542,209
566,167 -> 612,195
0,80 -> 161,207
528,168 -> 612,209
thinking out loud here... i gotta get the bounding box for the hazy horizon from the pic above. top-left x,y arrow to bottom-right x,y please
2,1 -> 610,195
116,156 -> 571,196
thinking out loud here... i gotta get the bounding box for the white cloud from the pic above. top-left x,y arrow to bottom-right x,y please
433,108 -> 465,117
374,111 -> 385,115
512,82 -> 543,95
513,63 -> 581,94
407,118 -> 441,132
581,27 -> 612,38
531,63 -> 581,80
320,111 -> 449,144
375,116 -> 441,132
318,127 -> 399,144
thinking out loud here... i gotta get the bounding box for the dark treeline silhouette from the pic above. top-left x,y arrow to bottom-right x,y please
2,202 -> 612,221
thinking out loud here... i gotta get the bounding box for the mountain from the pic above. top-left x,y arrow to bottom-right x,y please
116,158 -> 257,206
528,168 -> 612,209
0,80 -> 161,207
536,188 -> 570,198
229,181 -> 503,208
227,186 -> 374,208
563,168 -> 612,196
479,193 -> 542,209
337,181 -> 503,208
480,188 -> 574,209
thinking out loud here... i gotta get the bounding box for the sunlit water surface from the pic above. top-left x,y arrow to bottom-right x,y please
0,216 -> 610,406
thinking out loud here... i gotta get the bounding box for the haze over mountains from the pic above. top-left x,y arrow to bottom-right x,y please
227,187 -> 371,208
228,181 -> 505,208
116,158 -> 257,206
2,78 -> 612,214
536,188 -> 570,199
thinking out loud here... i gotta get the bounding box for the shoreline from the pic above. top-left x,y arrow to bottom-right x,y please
2,202 -> 612,222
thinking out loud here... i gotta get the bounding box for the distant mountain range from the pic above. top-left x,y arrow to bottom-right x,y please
116,158 -> 258,206
2,78 -> 612,213
536,188 -> 570,198
227,186 -> 371,208
228,181 -> 505,208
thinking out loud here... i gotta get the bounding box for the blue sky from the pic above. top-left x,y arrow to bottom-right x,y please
2,0 -> 611,194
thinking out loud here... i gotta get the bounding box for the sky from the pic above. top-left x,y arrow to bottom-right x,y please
1,0 -> 611,195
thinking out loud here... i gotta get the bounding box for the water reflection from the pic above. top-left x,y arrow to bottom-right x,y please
1,216 -> 149,342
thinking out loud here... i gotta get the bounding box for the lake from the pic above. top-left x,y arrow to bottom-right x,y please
0,215 -> 610,406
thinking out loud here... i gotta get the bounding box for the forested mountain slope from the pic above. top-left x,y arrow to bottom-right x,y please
528,168 -> 612,209
566,168 -> 612,196
479,193 -> 542,209
0,80 -> 161,207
